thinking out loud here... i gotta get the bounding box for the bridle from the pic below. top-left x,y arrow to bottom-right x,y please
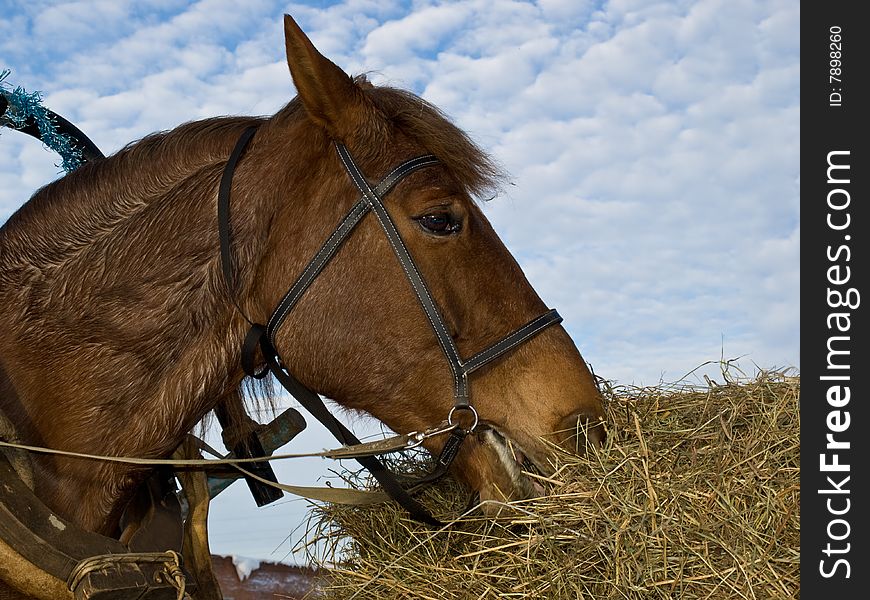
218,125 -> 563,524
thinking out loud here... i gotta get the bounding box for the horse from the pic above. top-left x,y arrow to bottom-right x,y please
0,12 -> 605,579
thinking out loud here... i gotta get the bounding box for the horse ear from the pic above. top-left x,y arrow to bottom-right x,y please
283,14 -> 366,139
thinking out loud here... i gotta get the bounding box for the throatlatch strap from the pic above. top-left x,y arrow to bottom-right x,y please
241,324 -> 270,379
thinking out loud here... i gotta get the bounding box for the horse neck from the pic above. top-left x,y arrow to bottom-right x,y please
0,117 -> 282,457
0,113 -> 350,534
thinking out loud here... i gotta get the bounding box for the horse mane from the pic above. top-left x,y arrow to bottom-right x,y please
1,78 -> 500,266
0,116 -> 281,444
0,116 -> 264,279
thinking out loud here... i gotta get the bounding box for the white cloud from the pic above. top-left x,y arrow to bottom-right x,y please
363,4 -> 472,62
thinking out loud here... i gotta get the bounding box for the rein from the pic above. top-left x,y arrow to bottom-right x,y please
0,421 -> 453,466
218,125 -> 563,524
0,421 -> 455,506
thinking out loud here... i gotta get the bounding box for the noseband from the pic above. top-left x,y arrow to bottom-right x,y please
218,125 -> 562,524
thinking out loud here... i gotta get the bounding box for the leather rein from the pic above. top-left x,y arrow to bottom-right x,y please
219,125 -> 563,525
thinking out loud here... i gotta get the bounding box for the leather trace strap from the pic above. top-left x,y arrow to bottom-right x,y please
217,127 -> 564,525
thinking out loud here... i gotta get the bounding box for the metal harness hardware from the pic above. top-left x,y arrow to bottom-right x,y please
67,550 -> 189,600
218,125 -> 563,525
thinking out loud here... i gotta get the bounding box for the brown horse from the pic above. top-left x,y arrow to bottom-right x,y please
0,15 -> 604,542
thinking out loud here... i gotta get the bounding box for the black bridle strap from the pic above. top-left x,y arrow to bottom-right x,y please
333,145 -> 564,406
461,309 -> 562,375
218,131 -> 445,523
335,143 -> 470,405
264,154 -> 440,346
218,124 -> 260,320
219,125 -> 273,379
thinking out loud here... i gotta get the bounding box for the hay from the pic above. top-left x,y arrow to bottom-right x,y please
302,369 -> 799,599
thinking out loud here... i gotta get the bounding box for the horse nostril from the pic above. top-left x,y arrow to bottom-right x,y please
556,411 -> 606,456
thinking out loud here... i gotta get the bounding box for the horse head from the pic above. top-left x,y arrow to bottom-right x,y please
244,16 -> 607,510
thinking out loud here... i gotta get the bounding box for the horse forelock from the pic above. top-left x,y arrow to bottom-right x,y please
362,85 -> 504,201
268,81 -> 505,202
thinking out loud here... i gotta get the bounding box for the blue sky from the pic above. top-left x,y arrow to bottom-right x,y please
1,0 -> 799,563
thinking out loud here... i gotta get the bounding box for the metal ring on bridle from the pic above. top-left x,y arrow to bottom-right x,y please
447,405 -> 479,432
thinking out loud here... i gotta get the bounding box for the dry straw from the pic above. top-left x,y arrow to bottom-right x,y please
301,366 -> 799,599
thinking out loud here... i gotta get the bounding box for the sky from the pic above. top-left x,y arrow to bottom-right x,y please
1,0 -> 799,563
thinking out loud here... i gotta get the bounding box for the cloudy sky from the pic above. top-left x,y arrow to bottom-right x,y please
1,0 -> 799,562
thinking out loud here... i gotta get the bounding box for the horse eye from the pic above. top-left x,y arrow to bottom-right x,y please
417,213 -> 460,235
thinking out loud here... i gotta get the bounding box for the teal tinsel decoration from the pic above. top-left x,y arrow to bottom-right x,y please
1,69 -> 84,173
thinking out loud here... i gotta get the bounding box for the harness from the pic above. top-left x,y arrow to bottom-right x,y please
1,72 -> 105,171
218,126 -> 563,524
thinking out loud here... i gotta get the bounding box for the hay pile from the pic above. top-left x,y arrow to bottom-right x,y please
303,370 -> 799,599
